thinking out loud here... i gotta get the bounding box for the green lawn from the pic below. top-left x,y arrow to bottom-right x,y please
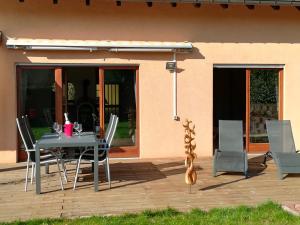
2,202 -> 299,225
32,127 -> 51,140
106,121 -> 134,139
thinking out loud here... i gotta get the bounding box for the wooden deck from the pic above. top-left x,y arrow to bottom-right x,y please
1,156 -> 300,222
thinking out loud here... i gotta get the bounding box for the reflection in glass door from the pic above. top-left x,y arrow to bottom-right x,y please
17,68 -> 56,161
246,69 -> 283,152
18,69 -> 55,139
104,70 -> 136,147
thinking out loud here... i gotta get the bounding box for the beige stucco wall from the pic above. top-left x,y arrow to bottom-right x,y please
1,0 -> 300,163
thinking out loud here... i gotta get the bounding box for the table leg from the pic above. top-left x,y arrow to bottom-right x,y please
35,144 -> 41,194
45,163 -> 49,174
94,144 -> 99,192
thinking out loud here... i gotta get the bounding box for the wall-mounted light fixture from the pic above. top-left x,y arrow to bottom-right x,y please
166,61 -> 177,72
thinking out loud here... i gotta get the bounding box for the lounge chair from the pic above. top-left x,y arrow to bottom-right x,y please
212,120 -> 248,178
266,120 -> 300,179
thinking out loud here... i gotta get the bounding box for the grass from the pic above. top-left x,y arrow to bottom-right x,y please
105,121 -> 134,139
32,127 -> 51,140
1,202 -> 299,225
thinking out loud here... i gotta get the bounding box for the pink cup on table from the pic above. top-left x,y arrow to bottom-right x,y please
64,123 -> 74,137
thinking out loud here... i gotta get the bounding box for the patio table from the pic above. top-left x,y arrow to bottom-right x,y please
34,132 -> 99,194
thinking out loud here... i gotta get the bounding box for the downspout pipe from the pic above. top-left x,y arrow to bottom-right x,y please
173,52 -> 179,121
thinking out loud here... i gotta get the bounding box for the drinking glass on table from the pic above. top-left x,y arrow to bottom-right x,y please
57,124 -> 63,139
53,122 -> 58,133
77,124 -> 83,136
73,122 -> 79,135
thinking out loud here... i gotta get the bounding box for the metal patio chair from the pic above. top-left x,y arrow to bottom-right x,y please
16,117 -> 65,192
212,120 -> 248,178
266,120 -> 300,179
73,114 -> 119,190
22,115 -> 68,183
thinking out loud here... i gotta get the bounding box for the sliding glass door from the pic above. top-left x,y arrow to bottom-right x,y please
17,66 -> 139,161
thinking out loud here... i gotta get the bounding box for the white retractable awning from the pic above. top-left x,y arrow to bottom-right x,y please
6,38 -> 193,53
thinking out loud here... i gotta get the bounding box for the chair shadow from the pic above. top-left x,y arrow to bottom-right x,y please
73,160 -> 200,190
200,155 -> 268,191
200,171 -> 265,191
248,155 -> 270,174
200,177 -> 246,191
0,165 -> 27,173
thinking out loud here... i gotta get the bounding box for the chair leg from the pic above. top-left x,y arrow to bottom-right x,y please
244,153 -> 249,179
104,162 -> 108,181
212,168 -> 217,177
277,169 -> 284,180
74,159 -> 79,175
61,159 -> 68,183
31,162 -> 35,184
212,155 -> 217,177
73,158 -> 82,191
25,158 -> 30,192
45,163 -> 50,174
106,158 -> 111,189
55,158 -> 64,191
33,163 -> 36,178
263,152 -> 268,166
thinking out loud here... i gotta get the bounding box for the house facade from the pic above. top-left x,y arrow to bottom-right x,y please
1,0 -> 300,163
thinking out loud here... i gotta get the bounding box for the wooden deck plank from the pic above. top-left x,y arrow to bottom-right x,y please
1,157 -> 300,222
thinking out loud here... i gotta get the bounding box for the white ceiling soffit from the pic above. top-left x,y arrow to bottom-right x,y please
6,38 -> 193,53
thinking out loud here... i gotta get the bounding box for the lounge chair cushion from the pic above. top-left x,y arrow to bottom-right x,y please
214,150 -> 247,172
273,152 -> 300,173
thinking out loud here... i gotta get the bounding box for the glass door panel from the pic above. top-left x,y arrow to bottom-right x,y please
247,69 -> 282,152
104,70 -> 136,147
18,69 -> 55,140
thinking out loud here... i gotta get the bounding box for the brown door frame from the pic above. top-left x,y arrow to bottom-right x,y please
246,68 -> 283,153
55,68 -> 63,124
99,66 -> 140,158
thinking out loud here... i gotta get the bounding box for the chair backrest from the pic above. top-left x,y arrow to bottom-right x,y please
106,116 -> 119,147
219,120 -> 243,152
266,120 -> 296,153
22,115 -> 36,145
16,117 -> 35,161
104,114 -> 115,141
